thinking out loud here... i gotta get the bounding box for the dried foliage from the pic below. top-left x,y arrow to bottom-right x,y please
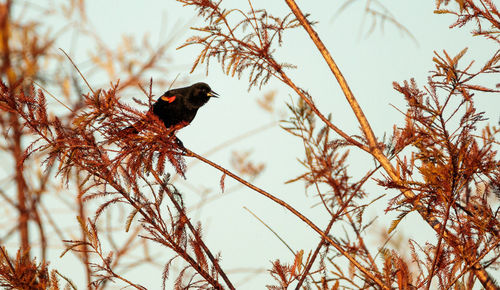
0,0 -> 61,259
177,0 -> 500,289
178,0 -> 302,88
435,0 -> 500,44
386,47 -> 500,288
1,0 -> 230,289
62,218 -> 146,289
1,0 -> 499,289
0,247 -> 73,290
0,78 -> 231,288
230,150 -> 265,177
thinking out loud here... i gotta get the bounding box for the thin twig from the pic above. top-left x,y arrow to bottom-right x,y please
184,148 -> 387,289
150,169 -> 234,290
282,1 -> 497,288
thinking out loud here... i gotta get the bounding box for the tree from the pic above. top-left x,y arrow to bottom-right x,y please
0,0 -> 498,289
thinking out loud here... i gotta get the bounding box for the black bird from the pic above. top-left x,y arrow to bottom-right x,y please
122,82 -> 218,144
152,82 -> 218,130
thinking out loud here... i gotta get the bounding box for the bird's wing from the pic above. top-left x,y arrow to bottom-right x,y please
161,94 -> 177,103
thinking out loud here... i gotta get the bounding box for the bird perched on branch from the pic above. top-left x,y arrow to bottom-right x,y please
152,82 -> 218,130
122,82 -> 218,148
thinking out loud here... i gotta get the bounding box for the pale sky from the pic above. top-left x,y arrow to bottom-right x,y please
6,0 -> 499,288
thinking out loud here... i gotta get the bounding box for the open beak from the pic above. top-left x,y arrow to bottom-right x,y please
208,91 -> 219,98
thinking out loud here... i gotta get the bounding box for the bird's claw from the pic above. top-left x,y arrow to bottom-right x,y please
173,135 -> 187,153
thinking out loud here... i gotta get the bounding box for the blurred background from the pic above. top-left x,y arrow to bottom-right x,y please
1,0 -> 498,288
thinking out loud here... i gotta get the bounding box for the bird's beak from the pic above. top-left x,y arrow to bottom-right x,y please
208,91 -> 219,98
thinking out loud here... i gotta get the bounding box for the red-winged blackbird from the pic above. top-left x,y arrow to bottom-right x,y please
152,82 -> 218,130
122,82 -> 218,148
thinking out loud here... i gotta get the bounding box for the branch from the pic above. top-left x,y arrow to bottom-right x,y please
282,1 -> 498,288
150,169 -> 235,290
183,148 -> 388,289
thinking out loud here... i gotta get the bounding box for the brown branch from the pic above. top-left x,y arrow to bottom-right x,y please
76,173 -> 92,289
278,72 -> 370,152
283,1 -> 498,288
446,238 -> 500,290
426,194 -> 454,290
295,218 -> 334,289
283,0 -> 390,177
150,169 -> 235,290
78,164 -> 224,289
184,148 -> 388,289
10,112 -> 30,255
1,0 -> 30,256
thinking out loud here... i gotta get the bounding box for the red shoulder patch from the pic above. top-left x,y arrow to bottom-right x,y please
161,95 -> 176,103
